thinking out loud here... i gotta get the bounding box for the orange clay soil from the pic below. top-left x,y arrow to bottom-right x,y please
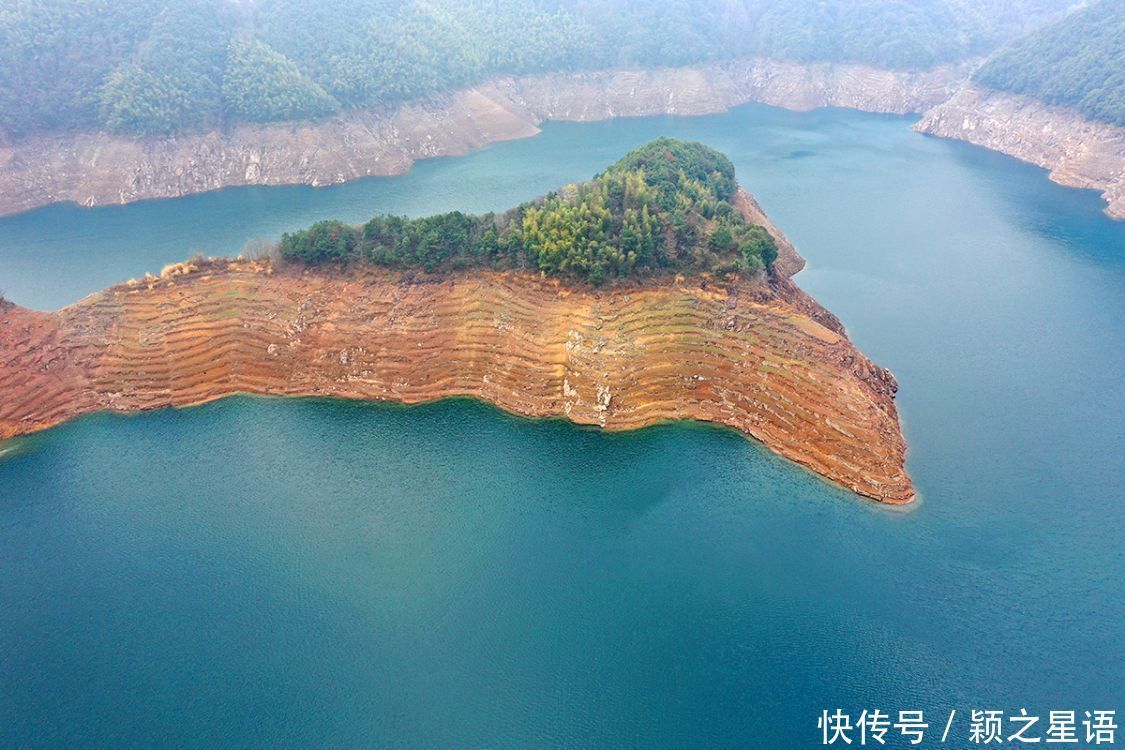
0,197 -> 913,503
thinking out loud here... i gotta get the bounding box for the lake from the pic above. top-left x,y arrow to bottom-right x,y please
1,104 -> 1122,748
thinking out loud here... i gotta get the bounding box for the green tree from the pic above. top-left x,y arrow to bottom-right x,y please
975,0 -> 1124,126
279,139 -> 782,285
222,40 -> 339,122
279,220 -> 359,263
98,0 -> 232,134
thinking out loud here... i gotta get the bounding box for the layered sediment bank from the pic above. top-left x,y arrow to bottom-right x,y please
0,59 -> 966,217
0,207 -> 913,502
915,85 -> 1125,219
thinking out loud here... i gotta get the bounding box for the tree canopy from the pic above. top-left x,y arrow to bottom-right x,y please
974,0 -> 1125,127
279,139 -> 778,285
221,40 -> 339,123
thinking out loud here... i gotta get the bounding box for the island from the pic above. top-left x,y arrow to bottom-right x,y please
0,139 -> 914,502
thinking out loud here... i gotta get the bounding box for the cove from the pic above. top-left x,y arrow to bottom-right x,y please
1,103 -> 1123,747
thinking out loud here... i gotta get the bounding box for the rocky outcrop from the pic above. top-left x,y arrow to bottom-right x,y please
0,58 -> 967,217
0,209 -> 913,503
915,85 -> 1125,219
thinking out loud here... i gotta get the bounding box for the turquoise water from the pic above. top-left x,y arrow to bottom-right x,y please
1,105 -> 1123,747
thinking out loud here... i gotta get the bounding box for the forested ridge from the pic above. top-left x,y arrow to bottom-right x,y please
278,139 -> 778,286
974,0 -> 1125,127
0,0 -> 1071,138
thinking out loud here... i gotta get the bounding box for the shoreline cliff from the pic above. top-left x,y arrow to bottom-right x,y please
0,58 -> 967,217
0,193 -> 914,503
914,85 -> 1125,220
2,60 -> 1120,220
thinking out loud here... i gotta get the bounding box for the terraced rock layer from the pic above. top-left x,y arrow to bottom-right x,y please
0,58 -> 966,216
0,256 -> 913,503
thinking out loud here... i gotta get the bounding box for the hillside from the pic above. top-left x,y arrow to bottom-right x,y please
974,0 -> 1125,126
0,0 -> 1070,139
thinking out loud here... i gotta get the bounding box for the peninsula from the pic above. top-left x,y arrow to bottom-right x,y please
0,140 -> 913,502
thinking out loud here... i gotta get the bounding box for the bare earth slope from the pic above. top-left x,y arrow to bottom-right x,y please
0,59 -> 966,217
915,85 -> 1125,219
0,198 -> 913,503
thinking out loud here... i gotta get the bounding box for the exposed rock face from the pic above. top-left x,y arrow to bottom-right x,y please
0,58 -> 967,217
915,85 -> 1125,219
0,208 -> 913,503
487,58 -> 967,120
0,60 -> 1120,221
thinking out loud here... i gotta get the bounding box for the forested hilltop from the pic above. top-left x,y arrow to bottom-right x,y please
974,0 -> 1125,126
0,0 -> 1070,138
278,139 -> 778,286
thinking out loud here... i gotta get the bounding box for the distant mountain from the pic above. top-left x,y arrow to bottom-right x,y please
0,0 -> 1072,139
974,0 -> 1125,126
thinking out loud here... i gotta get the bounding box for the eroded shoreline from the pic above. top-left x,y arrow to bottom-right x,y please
0,58 -> 966,217
914,85 -> 1125,219
1,57 -> 1121,220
